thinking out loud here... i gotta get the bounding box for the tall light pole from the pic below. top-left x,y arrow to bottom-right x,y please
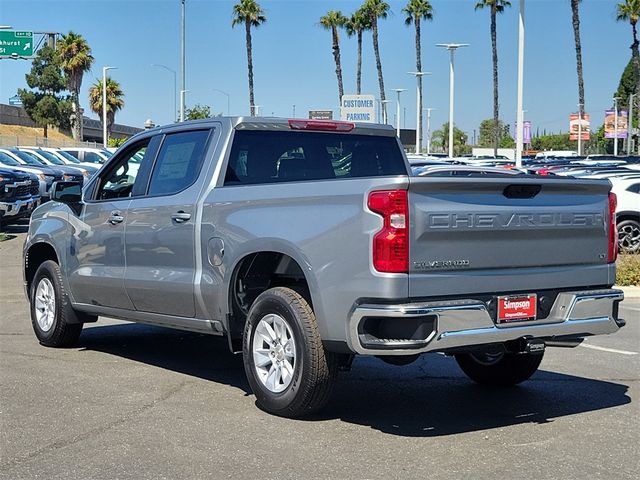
515,0 -> 525,167
436,44 -> 468,158
212,88 -> 230,116
102,66 -> 117,148
180,0 -> 186,122
425,107 -> 436,155
152,64 -> 177,122
408,72 -> 431,154
577,103 -> 583,156
381,100 -> 390,124
392,88 -> 406,138
613,97 -> 619,156
252,105 -> 262,116
628,93 -> 635,155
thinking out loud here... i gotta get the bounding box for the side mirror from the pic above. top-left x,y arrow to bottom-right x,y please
52,181 -> 82,205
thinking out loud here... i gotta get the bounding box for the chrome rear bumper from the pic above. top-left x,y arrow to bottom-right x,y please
348,289 -> 624,355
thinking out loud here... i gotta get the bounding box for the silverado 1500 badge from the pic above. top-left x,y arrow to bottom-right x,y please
414,260 -> 471,270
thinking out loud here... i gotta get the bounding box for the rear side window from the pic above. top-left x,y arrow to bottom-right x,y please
147,130 -> 210,196
224,130 -> 407,185
626,183 -> 640,193
84,152 -> 104,164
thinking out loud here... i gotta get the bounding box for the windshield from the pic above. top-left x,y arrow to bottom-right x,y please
31,149 -> 65,165
53,150 -> 81,163
10,149 -> 44,166
0,152 -> 21,166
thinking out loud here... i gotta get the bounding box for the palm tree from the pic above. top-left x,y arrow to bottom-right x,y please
232,0 -> 266,116
475,0 -> 511,157
617,0 -> 640,98
57,31 -> 94,141
362,0 -> 390,122
88,77 -> 124,138
403,0 -> 434,147
570,0 -> 586,147
320,10 -> 348,104
345,9 -> 371,95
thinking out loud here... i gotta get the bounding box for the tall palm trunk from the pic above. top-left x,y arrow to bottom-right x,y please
331,26 -> 344,104
632,21 -> 639,97
415,16 -> 423,147
72,90 -> 81,140
356,30 -> 363,95
245,19 -> 255,115
371,17 -> 387,122
571,0 -> 585,122
491,6 -> 499,156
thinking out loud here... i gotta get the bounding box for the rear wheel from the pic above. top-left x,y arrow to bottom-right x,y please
455,350 -> 543,386
243,287 -> 337,418
30,260 -> 83,347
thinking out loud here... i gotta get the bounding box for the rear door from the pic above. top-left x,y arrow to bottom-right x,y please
124,128 -> 214,317
407,176 -> 612,297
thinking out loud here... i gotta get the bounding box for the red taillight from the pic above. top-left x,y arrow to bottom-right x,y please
367,190 -> 409,273
288,119 -> 355,132
608,192 -> 618,263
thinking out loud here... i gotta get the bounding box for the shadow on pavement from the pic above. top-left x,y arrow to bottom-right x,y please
79,322 -> 631,437
1,219 -> 29,235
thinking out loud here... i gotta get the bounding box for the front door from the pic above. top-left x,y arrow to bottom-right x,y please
67,137 -> 155,310
124,129 -> 213,318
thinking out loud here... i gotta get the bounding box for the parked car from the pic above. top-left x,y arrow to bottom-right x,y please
24,117 -> 625,418
0,149 -> 64,200
0,167 -> 40,228
36,147 -> 100,174
16,148 -> 86,184
610,177 -> 640,253
60,147 -> 112,165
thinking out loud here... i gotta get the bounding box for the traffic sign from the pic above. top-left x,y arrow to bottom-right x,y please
0,31 -> 34,58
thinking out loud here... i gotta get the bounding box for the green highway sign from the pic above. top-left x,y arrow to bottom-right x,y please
0,31 -> 34,58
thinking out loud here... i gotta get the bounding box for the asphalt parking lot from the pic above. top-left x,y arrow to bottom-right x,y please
1,224 -> 639,480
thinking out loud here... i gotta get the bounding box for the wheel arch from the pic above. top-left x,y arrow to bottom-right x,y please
24,241 -> 59,298
224,245 -> 321,352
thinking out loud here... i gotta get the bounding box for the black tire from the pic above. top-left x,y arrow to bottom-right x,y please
243,287 -> 337,418
455,350 -> 543,386
30,260 -> 83,347
617,219 -> 640,254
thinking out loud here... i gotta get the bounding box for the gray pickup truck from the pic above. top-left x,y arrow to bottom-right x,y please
23,118 -> 625,417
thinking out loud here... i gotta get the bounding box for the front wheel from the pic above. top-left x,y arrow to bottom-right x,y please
455,350 -> 543,386
30,260 -> 83,347
243,287 -> 337,418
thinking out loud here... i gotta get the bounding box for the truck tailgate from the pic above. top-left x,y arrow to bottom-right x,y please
408,176 -> 613,297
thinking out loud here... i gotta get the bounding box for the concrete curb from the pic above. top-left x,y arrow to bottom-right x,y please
616,285 -> 640,299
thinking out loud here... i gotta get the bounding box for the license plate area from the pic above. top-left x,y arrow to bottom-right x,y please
496,294 -> 537,324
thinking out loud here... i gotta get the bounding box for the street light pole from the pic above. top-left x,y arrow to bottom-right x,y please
577,103 -> 583,156
614,97 -> 619,156
628,93 -> 635,155
436,44 -> 468,158
151,64 -> 177,122
515,0 -> 525,167
102,66 -> 117,148
212,89 -> 230,116
392,88 -> 406,138
381,100 -> 390,124
425,107 -> 435,155
180,0 -> 186,122
407,72 -> 430,154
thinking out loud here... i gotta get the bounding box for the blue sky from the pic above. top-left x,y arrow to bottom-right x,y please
0,0 -> 634,138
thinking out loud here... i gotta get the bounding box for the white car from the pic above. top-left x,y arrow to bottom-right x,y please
610,177 -> 640,253
60,147 -> 112,166
37,147 -> 100,173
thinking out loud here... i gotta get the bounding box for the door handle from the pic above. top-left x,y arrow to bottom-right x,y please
108,211 -> 124,225
171,211 -> 191,223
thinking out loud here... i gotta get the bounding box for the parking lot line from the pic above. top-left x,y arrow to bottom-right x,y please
579,343 -> 638,355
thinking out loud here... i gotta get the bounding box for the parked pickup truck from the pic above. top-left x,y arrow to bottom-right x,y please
0,167 -> 40,228
24,118 -> 625,417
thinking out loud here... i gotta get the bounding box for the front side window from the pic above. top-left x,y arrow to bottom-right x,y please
94,141 -> 151,200
147,130 -> 210,196
224,130 -> 407,185
85,152 -> 105,164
